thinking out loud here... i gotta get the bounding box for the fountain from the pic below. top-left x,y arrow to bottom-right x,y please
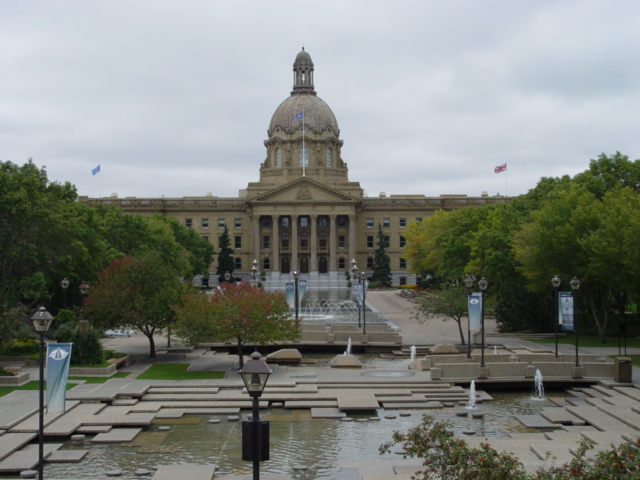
494,346 -> 497,355
345,337 -> 352,355
465,380 -> 477,409
532,369 -> 545,400
410,345 -> 416,361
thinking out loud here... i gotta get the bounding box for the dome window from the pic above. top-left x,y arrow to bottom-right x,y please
298,146 -> 309,167
326,148 -> 333,167
274,147 -> 282,167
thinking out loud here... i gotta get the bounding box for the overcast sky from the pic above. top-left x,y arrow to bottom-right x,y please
2,1 -> 639,200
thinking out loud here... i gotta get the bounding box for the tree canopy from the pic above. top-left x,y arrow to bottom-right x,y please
371,224 -> 392,287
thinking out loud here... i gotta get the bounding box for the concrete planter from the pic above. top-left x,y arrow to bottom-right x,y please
0,372 -> 30,386
68,364 -> 117,377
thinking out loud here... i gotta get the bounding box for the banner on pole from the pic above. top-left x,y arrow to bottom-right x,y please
468,293 -> 482,331
46,343 -> 72,413
298,279 -> 307,306
559,292 -> 574,331
352,285 -> 362,306
285,282 -> 295,308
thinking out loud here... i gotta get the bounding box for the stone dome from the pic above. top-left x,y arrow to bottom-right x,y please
269,94 -> 339,135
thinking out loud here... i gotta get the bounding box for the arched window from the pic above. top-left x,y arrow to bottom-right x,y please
298,146 -> 308,167
326,148 -> 333,167
338,257 -> 346,270
274,147 -> 281,167
263,258 -> 270,270
235,258 -> 242,270
367,257 -> 374,269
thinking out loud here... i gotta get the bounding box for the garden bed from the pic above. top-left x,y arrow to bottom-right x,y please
0,372 -> 30,386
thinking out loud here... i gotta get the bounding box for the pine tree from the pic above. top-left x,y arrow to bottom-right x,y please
372,223 -> 392,287
216,225 -> 236,283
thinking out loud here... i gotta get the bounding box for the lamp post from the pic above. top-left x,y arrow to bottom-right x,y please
478,277 -> 488,367
292,270 -> 299,325
551,275 -> 561,358
78,282 -> 90,336
31,307 -> 54,480
464,275 -> 474,359
239,351 -> 272,480
251,259 -> 258,287
360,271 -> 367,335
60,278 -> 69,309
351,260 -> 361,327
570,277 -> 581,367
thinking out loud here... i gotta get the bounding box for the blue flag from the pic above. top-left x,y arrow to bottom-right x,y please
295,112 -> 304,120
92,164 -> 101,175
468,293 -> 482,331
285,282 -> 295,308
46,343 -> 72,413
297,279 -> 307,306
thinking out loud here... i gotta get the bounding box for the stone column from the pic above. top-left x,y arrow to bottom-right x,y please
310,214 -> 318,274
251,215 -> 260,266
329,214 -> 337,274
348,214 -> 356,266
271,214 -> 279,273
291,214 -> 298,272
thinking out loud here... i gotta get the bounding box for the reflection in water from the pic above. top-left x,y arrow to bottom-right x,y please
38,393 -> 559,480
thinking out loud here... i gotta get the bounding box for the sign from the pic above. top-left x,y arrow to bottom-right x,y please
467,293 -> 482,331
559,292 -> 574,331
46,343 -> 72,413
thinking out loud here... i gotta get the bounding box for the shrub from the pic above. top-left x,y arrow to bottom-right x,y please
0,340 -> 39,356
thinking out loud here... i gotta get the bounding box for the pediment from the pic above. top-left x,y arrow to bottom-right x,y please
250,178 -> 356,204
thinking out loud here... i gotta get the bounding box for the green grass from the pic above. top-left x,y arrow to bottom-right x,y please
136,363 -> 225,380
528,335 -> 640,349
0,381 -> 76,398
68,371 -> 131,383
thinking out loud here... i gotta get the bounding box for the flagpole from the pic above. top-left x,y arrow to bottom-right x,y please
505,162 -> 508,196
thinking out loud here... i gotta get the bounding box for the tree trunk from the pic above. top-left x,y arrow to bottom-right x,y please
456,317 -> 466,345
237,338 -> 244,369
146,333 -> 156,358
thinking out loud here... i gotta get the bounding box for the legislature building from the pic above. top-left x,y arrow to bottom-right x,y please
81,49 -> 508,288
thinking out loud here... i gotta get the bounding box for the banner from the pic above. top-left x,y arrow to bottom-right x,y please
46,343 -> 72,414
285,282 -> 295,308
352,284 -> 363,306
297,279 -> 307,306
559,292 -> 574,331
468,293 -> 482,331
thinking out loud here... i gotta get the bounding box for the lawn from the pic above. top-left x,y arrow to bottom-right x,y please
0,371 -> 133,397
136,363 -> 225,380
529,335 -> 640,349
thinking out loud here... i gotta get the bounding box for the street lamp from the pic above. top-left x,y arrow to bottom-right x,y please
251,259 -> 258,287
570,277 -> 581,367
551,275 -> 561,358
31,307 -> 54,480
292,270 -> 299,325
351,259 -> 357,283
360,271 -> 367,335
239,351 -> 272,480
464,275 -> 474,359
79,282 -> 90,336
60,278 -> 69,309
478,277 -> 488,367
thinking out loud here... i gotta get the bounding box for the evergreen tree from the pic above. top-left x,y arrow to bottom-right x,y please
372,224 -> 392,287
216,225 -> 235,283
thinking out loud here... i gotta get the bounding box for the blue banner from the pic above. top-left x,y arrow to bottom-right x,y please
285,282 -> 295,308
46,343 -> 72,413
352,284 -> 362,306
468,293 -> 482,331
297,279 -> 307,306
559,292 -> 574,331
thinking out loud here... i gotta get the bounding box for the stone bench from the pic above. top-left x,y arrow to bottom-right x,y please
430,363 -> 479,380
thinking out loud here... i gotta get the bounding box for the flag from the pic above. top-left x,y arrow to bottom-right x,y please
494,163 -> 507,174
467,293 -> 482,331
92,165 -> 101,175
46,343 -> 72,413
295,112 -> 304,120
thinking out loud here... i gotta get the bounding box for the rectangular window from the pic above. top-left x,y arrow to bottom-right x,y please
319,235 -> 327,249
185,218 -> 192,228
366,235 -> 374,249
366,218 -> 374,228
300,217 -> 308,228
382,218 -> 390,228
338,235 -> 346,249
282,235 -> 289,249
319,217 -> 327,227
300,235 -> 308,249
337,216 -> 346,227
234,236 -> 242,249
416,217 -> 423,222
201,218 -> 209,229
262,217 -> 271,228
400,258 -> 407,269
282,217 -> 289,228
399,218 -> 406,228
218,218 -> 226,229
263,235 -> 270,249
384,235 -> 390,248
235,218 -> 242,229
400,235 -> 406,248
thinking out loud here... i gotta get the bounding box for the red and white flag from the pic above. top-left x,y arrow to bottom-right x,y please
494,163 -> 507,174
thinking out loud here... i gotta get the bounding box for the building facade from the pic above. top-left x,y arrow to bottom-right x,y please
81,49 -> 508,287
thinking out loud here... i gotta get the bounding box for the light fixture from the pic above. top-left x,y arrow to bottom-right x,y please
239,351 -> 272,398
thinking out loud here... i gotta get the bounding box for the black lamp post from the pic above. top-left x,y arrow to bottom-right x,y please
292,270 -> 299,325
478,277 -> 488,367
464,275 -> 474,359
78,282 -> 90,335
351,260 -> 361,327
31,307 -> 54,480
251,259 -> 258,287
551,275 -> 561,358
570,277 -> 581,367
360,271 -> 367,335
60,278 -> 69,309
239,351 -> 272,480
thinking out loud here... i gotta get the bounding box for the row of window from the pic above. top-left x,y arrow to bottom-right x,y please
233,257 -> 408,271
202,233 -> 407,251
273,147 -> 334,168
186,218 -> 243,229
366,217 -> 421,229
